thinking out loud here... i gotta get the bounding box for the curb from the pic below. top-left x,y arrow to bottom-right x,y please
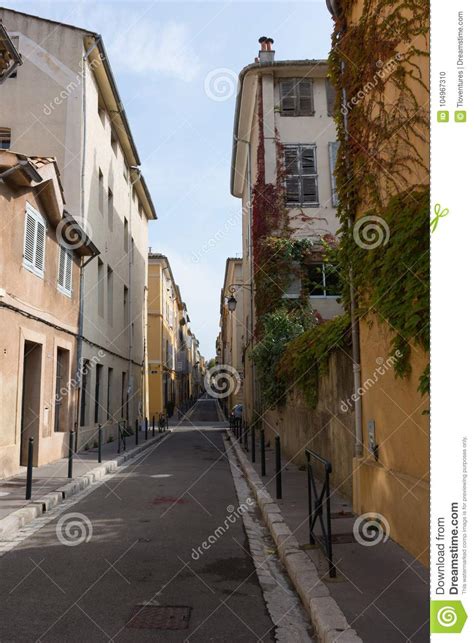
227,431 -> 362,643
0,432 -> 169,542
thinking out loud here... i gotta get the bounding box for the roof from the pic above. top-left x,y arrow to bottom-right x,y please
0,7 -> 157,221
230,58 -> 328,197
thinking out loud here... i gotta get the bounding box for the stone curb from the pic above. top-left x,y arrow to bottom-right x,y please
227,431 -> 362,643
0,432 -> 169,542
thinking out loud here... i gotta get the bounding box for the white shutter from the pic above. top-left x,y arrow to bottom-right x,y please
328,142 -> 339,206
297,79 -> 313,115
24,212 -> 36,265
34,219 -> 45,272
65,252 -> 72,292
58,246 -> 66,288
58,246 -> 72,295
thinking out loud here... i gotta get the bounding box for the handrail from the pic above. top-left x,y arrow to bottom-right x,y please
305,448 -> 335,578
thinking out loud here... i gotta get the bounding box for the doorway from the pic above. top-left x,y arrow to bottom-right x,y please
20,340 -> 42,466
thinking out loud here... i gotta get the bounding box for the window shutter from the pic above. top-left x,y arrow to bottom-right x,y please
326,78 -> 336,116
58,246 -> 66,288
297,80 -> 313,115
65,252 -> 72,292
284,147 -> 298,174
280,80 -> 297,115
34,220 -> 46,272
24,212 -> 36,265
285,177 -> 300,204
301,176 -> 318,204
301,147 -> 316,174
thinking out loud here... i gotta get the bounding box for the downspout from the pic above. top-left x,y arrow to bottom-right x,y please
127,170 -> 133,426
341,71 -> 363,458
75,37 -> 101,445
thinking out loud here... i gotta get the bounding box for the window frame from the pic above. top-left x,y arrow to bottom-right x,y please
23,202 -> 46,279
279,78 -> 314,117
283,144 -> 319,206
328,142 -> 340,207
306,262 -> 341,299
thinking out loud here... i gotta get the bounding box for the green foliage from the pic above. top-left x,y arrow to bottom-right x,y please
251,307 -> 313,408
279,314 -> 351,408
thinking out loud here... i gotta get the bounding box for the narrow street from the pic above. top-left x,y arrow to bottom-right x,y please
0,398 -> 311,642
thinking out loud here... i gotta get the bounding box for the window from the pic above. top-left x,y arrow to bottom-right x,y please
97,258 -> 104,317
108,188 -> 113,231
98,169 -> 104,214
111,129 -> 119,156
326,78 -> 336,117
123,285 -> 129,328
124,217 -> 128,252
328,142 -> 339,207
306,263 -> 341,297
23,203 -> 46,278
284,145 -> 318,206
107,368 -> 113,419
279,79 -> 313,116
57,246 -> 73,295
107,266 -> 114,325
0,127 -> 11,149
94,364 -> 103,423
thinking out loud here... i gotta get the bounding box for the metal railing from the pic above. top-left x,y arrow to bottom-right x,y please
305,448 -> 335,578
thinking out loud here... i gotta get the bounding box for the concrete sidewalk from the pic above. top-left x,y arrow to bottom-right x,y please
232,428 -> 429,643
0,428 -> 167,527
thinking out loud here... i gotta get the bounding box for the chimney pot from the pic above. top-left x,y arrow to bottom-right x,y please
258,37 -> 275,63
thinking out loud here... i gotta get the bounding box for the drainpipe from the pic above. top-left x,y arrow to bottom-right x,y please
341,73 -> 363,458
75,37 -> 101,442
233,135 -> 257,420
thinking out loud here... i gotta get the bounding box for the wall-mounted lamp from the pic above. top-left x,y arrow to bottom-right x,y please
225,283 -> 252,313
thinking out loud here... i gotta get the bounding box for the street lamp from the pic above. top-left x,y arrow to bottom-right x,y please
227,295 -> 237,312
225,283 -> 252,313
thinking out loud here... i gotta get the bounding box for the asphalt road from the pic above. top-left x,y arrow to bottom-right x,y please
0,399 -> 275,642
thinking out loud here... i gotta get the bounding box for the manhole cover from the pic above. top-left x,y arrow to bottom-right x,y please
127,605 -> 192,630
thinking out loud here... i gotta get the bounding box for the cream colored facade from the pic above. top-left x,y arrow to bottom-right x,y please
217,258 -> 244,416
0,151 -> 96,478
0,9 -> 157,448
231,41 -> 342,421
148,254 -> 203,421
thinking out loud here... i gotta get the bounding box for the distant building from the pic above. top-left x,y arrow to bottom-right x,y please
0,8 -> 157,447
0,150 -> 96,477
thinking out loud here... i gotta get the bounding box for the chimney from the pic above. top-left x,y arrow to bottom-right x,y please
258,36 -> 275,63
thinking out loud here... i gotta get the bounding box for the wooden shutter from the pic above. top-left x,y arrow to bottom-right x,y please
297,79 -> 313,115
301,147 -> 318,204
301,147 -> 316,174
325,78 -> 336,116
284,147 -> 298,174
65,252 -> 72,292
280,79 -> 297,115
24,211 -> 36,265
284,147 -> 300,204
286,177 -> 300,204
34,219 -> 46,272
301,176 -> 318,204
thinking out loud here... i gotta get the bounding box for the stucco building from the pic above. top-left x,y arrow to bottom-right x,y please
147,253 -> 202,420
230,39 -> 342,421
0,8 -> 157,448
0,150 -> 96,477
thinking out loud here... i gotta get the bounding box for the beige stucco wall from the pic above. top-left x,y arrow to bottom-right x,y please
0,10 -> 151,446
0,179 -> 80,477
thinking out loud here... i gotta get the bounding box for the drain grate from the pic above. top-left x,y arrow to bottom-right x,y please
127,605 -> 192,630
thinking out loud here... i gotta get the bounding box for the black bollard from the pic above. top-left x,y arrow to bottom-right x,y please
135,418 -> 139,445
260,429 -> 266,477
251,424 -> 256,463
275,435 -> 282,499
152,415 -> 155,437
145,417 -> 148,440
98,424 -> 102,463
25,437 -> 34,500
68,431 -> 74,479
117,423 -> 121,454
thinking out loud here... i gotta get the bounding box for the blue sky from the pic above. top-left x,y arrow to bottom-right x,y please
6,0 -> 333,358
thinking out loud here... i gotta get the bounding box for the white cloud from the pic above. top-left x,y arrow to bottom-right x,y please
108,20 -> 201,82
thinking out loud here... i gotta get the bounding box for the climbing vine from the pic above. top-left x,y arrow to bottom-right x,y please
328,0 -> 430,393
